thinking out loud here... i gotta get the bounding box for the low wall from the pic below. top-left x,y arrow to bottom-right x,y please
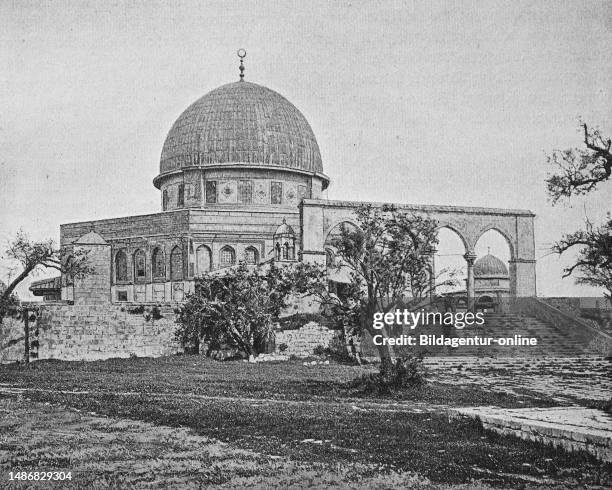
513,297 -> 612,356
275,322 -> 338,357
3,302 -> 338,363
0,316 -> 25,363
35,303 -> 182,361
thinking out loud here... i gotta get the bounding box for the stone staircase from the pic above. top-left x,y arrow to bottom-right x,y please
362,311 -> 604,358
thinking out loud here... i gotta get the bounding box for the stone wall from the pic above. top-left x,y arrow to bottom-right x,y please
275,321 -> 338,357
513,297 -> 612,356
34,303 -> 182,361
2,301 -> 337,363
0,316 -> 25,363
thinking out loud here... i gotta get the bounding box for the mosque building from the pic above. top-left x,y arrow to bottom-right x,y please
31,52 -> 537,309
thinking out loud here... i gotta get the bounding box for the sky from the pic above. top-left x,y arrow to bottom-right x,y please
1,0 -> 610,299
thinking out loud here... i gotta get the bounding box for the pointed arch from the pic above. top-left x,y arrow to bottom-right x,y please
434,226 -> 468,295
152,247 -> 165,279
244,246 -> 259,265
435,224 -> 470,254
475,226 -> 515,260
196,245 -> 212,274
170,246 -> 183,280
115,250 -> 128,282
133,249 -> 146,281
324,221 -> 360,248
220,246 -> 236,267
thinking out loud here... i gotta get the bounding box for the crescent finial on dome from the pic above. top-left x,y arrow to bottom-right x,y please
237,48 -> 246,81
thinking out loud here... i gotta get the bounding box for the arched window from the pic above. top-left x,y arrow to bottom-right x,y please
115,250 -> 128,282
275,242 -> 281,261
133,249 -> 146,281
244,247 -> 258,265
220,246 -> 235,267
289,241 -> 295,260
152,247 -> 165,279
162,190 -> 169,211
170,246 -> 183,280
177,184 -> 185,207
196,245 -> 212,274
282,242 -> 289,260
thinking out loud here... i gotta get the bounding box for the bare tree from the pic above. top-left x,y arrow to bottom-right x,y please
546,122 -> 612,303
552,216 -> 612,303
546,123 -> 611,203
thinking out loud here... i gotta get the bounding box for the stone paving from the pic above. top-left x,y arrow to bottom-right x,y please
425,356 -> 611,403
427,356 -> 612,463
452,406 -> 612,463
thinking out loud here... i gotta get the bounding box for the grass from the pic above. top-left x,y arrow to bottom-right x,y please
0,355 -> 560,407
1,355 -> 610,487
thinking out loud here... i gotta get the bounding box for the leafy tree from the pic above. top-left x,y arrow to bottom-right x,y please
0,230 -> 93,321
296,204 -> 454,374
546,123 -> 612,302
176,262 -> 296,357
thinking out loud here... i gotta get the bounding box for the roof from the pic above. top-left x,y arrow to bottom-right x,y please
73,231 -> 107,245
274,219 -> 295,236
158,81 -> 324,178
29,276 -> 62,294
474,254 -> 508,277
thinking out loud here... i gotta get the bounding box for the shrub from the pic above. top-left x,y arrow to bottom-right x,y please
127,305 -> 145,315
350,355 -> 426,395
150,306 -> 163,320
277,343 -> 288,353
324,335 -> 355,364
313,345 -> 326,356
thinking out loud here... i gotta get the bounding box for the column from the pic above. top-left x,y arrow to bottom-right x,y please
464,252 -> 477,312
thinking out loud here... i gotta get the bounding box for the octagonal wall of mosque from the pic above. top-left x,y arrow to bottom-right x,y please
158,168 -> 325,212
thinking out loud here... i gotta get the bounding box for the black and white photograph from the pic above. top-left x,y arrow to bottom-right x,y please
1,1 -> 611,488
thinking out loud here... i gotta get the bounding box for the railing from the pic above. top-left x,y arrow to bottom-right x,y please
513,297 -> 612,356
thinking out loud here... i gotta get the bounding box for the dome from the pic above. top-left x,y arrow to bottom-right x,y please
274,219 -> 295,236
474,254 -> 508,277
157,81 -> 325,183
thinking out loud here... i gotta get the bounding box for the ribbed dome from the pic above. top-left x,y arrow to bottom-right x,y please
474,254 -> 508,277
274,219 -> 295,236
159,81 -> 323,176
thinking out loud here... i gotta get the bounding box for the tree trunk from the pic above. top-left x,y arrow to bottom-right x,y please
2,265 -> 35,303
24,308 -> 29,364
365,321 -> 394,376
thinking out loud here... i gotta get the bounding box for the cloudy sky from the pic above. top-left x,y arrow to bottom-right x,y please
1,0 -> 610,299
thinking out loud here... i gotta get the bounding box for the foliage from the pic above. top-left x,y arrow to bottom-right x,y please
546,123 -> 611,203
323,335 -> 354,364
0,230 -> 93,320
546,123 -> 612,302
176,262 -> 297,357
349,355 -> 427,394
277,342 -> 288,352
552,215 -> 612,302
293,204 -> 456,373
312,345 -> 326,356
